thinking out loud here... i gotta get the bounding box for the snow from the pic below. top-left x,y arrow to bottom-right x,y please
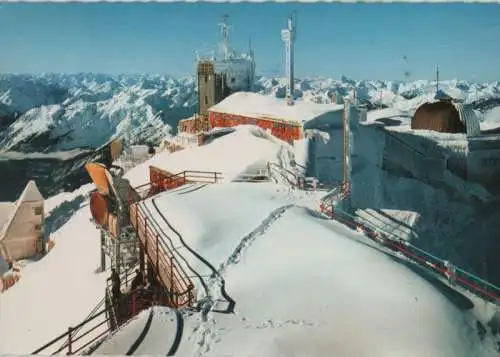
482,107 -> 500,131
1,73 -> 500,356
0,149 -> 89,161
0,203 -> 15,231
137,182 -> 298,296
366,107 -> 411,123
124,125 -> 296,187
0,198 -> 107,354
44,183 -> 95,215
1,73 -> 499,153
349,117 -> 500,293
93,204 -> 497,357
209,92 -> 344,124
1,129 -> 498,355
91,307 -> 180,355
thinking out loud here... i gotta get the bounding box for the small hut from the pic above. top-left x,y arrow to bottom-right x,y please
0,181 -> 45,262
411,99 -> 480,137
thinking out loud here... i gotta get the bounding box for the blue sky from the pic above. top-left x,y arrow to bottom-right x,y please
0,2 -> 499,81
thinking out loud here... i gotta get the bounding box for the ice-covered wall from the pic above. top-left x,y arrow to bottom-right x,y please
467,135 -> 500,190
383,129 -> 447,182
356,125 -> 500,198
214,59 -> 253,92
303,107 -> 357,184
350,123 -> 500,285
350,124 -> 386,209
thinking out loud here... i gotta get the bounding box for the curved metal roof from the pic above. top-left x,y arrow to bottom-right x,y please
453,102 -> 481,137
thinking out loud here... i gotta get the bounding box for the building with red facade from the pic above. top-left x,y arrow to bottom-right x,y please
206,92 -> 344,143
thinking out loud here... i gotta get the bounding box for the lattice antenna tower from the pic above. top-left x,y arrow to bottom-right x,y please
218,14 -> 232,61
281,12 -> 297,106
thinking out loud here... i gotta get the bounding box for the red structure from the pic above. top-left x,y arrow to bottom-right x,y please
207,111 -> 302,143
178,92 -> 343,144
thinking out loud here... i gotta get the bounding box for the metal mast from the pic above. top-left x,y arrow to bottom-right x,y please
249,37 -> 255,91
281,13 -> 296,106
219,14 -> 231,61
343,99 -> 352,210
436,64 -> 440,94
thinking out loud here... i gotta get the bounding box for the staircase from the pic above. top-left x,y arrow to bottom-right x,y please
267,161 -> 338,191
129,203 -> 195,308
319,181 -> 351,216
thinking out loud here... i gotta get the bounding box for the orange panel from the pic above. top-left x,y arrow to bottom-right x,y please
85,163 -> 111,196
90,191 -> 109,227
109,139 -> 123,161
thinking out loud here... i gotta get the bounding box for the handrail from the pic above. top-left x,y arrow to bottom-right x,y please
131,170 -> 223,202
268,164 -> 298,187
319,192 -> 500,304
31,308 -> 109,355
55,297 -> 105,352
355,208 -> 418,241
33,270 -> 147,355
267,161 -> 339,191
129,203 -> 195,308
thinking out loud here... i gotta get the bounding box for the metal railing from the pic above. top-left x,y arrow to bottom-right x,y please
129,203 -> 195,308
319,193 -> 500,305
267,162 -> 300,187
129,170 -> 223,202
31,304 -> 110,355
267,162 -> 339,191
31,267 -> 139,355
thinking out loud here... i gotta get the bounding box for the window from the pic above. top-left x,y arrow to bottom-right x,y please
231,77 -> 236,84
33,206 -> 42,215
34,224 -> 42,231
205,96 -> 208,105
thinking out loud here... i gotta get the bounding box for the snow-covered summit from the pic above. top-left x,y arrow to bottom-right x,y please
0,120 -> 499,356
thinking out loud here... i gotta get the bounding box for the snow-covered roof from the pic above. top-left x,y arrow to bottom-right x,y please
124,125 -> 295,187
18,180 -> 44,202
453,102 -> 481,137
0,181 -> 43,234
0,202 -> 15,231
366,108 -> 410,123
209,92 -> 344,124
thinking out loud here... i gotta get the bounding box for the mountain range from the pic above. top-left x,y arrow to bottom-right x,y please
1,73 -> 499,154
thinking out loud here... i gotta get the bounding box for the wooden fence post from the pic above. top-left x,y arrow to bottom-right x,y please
67,326 -> 73,355
156,234 -> 160,274
132,291 -> 137,317
170,256 -> 174,306
135,205 -> 139,228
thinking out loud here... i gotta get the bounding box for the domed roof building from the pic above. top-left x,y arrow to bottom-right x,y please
411,96 -> 481,137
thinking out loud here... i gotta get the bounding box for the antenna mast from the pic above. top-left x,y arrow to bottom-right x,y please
281,13 -> 296,106
249,37 -> 255,91
436,64 -> 440,94
219,14 -> 231,61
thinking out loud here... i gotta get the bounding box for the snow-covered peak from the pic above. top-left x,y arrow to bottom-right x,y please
0,73 -> 499,153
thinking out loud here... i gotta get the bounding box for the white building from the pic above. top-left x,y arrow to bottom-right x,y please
0,181 -> 45,262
